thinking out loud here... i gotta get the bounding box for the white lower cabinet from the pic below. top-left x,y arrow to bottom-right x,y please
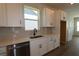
54,36 -> 60,49
30,39 -> 40,56
47,37 -> 54,52
30,36 -> 60,56
30,37 -> 48,56
39,38 -> 48,55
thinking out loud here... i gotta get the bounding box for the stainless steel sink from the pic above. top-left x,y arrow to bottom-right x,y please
30,35 -> 43,39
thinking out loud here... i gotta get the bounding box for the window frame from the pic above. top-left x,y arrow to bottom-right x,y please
77,21 -> 79,31
24,5 -> 40,31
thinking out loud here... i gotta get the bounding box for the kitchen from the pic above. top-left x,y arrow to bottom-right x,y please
0,3 -> 66,56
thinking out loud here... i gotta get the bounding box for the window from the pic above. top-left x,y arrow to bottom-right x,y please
77,21 -> 79,31
24,6 -> 40,30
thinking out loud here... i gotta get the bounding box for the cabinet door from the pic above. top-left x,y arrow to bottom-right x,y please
47,37 -> 54,52
0,4 -> 7,26
42,8 -> 55,27
42,8 -> 48,27
30,37 -> 48,56
39,38 -> 48,55
6,4 -> 24,27
30,40 -> 40,56
45,8 -> 52,26
54,36 -> 60,49
50,10 -> 55,27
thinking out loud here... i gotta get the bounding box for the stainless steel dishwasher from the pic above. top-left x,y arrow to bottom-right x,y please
7,41 -> 30,56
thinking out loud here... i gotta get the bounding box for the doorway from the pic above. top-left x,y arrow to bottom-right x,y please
60,20 -> 66,45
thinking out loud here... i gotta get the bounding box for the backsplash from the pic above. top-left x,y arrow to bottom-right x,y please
0,27 -> 53,40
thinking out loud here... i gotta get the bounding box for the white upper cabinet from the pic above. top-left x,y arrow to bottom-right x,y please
0,4 -> 7,27
42,7 -> 55,27
6,4 -> 24,27
60,10 -> 66,21
0,3 -> 24,27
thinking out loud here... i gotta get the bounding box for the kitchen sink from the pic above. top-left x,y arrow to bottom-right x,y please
30,35 -> 43,39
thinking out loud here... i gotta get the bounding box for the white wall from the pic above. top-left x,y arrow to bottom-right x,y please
74,17 -> 79,36
65,5 -> 79,41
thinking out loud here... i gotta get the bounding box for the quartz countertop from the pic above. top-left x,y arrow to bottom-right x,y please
0,36 -> 30,47
0,34 -> 58,47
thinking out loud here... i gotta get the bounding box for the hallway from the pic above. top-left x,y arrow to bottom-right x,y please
45,36 -> 79,56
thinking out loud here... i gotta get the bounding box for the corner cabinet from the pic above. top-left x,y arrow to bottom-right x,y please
41,8 -> 55,27
0,4 -> 24,27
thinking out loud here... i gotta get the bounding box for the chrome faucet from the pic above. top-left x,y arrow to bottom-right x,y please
33,28 -> 37,37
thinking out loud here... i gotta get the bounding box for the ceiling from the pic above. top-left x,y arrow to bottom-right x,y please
45,3 -> 79,9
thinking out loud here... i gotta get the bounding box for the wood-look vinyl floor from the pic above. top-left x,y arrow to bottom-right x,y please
45,37 -> 79,56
